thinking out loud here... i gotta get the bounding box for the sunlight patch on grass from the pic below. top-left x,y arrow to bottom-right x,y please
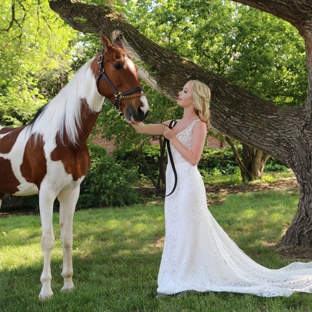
0,243 -> 64,270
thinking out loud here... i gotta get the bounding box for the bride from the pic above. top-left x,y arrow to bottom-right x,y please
130,80 -> 312,297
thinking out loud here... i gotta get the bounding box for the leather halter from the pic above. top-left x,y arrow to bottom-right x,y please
96,50 -> 144,110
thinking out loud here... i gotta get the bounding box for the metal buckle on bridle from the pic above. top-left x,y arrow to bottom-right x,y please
115,92 -> 123,101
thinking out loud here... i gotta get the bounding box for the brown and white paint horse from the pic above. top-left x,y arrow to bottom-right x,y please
0,33 -> 149,299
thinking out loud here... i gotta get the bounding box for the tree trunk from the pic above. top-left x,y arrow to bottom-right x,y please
225,137 -> 270,183
48,0 -> 312,247
242,144 -> 270,182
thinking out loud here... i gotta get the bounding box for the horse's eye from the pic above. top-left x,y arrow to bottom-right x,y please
114,63 -> 123,70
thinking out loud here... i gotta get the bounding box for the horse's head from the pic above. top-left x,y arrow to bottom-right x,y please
93,33 -> 149,122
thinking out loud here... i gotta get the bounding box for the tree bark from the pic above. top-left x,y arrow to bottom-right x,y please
49,0 -> 312,248
225,138 -> 270,183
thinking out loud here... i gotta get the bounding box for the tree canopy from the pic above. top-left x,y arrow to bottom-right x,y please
0,0 -> 77,126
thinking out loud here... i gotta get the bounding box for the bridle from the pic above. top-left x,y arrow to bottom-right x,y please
96,50 -> 144,110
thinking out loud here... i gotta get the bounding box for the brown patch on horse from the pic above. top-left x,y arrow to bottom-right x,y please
0,127 -> 14,134
21,134 -> 47,188
50,99 -> 99,181
0,127 -> 25,154
0,127 -> 24,194
0,158 -> 20,195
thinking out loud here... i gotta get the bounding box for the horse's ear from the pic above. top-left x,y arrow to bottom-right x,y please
100,33 -> 112,49
113,36 -> 124,48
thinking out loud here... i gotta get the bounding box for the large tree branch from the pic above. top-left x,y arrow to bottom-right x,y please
231,0 -> 312,29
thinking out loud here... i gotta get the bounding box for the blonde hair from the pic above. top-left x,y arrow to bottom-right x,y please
189,80 -> 211,129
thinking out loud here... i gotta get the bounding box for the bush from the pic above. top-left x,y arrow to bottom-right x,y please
77,144 -> 140,209
199,146 -> 238,174
114,144 -> 162,180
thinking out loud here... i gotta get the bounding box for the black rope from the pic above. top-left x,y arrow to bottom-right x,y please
145,120 -> 178,197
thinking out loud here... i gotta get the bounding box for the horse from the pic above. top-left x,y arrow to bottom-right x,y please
0,33 -> 149,299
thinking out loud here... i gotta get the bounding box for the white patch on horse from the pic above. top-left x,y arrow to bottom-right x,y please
5,129 -> 38,195
140,95 -> 149,115
45,159 -> 84,191
125,56 -> 136,73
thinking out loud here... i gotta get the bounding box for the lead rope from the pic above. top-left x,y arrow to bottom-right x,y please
145,119 -> 177,198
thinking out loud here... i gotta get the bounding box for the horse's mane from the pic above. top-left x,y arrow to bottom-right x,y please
27,59 -> 94,146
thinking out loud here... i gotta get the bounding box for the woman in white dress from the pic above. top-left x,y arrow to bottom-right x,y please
131,80 -> 312,298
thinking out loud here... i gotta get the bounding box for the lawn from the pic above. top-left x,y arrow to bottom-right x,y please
1,172 -> 312,311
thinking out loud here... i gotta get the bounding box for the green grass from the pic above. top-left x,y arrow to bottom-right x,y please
1,175 -> 311,311
203,168 -> 294,186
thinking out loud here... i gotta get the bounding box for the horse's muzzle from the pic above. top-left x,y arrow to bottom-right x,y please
125,94 -> 149,122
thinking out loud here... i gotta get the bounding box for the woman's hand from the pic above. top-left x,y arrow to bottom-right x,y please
163,127 -> 176,140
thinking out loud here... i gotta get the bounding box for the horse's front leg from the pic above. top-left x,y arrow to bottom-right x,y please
58,185 -> 80,292
38,189 -> 57,300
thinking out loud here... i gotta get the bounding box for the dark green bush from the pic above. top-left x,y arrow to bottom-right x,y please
264,162 -> 288,172
114,145 -> 237,178
199,147 -> 238,174
115,144 -> 287,179
114,144 -> 162,180
77,144 -> 140,209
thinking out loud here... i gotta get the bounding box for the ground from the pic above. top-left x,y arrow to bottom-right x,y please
206,175 -> 299,206
1,176 -> 312,261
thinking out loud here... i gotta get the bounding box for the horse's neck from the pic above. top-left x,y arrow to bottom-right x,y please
73,98 -> 101,146
29,60 -> 104,147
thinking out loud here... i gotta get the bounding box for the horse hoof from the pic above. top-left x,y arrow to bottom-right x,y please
61,286 -> 74,292
39,293 -> 53,300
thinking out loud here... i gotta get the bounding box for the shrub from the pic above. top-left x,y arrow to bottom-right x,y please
77,144 -> 140,209
114,144 -> 162,180
199,146 -> 238,174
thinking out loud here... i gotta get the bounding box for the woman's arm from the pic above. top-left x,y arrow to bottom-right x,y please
164,121 -> 207,166
131,119 -> 169,135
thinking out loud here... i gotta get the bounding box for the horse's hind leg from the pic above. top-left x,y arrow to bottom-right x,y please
58,185 -> 80,292
38,190 -> 57,299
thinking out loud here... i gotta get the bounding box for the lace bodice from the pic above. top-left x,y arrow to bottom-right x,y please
169,120 -> 199,165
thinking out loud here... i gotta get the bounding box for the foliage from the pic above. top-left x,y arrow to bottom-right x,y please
77,144 -> 140,208
2,185 -> 312,311
124,0 -> 306,107
0,0 -> 77,126
114,143 -> 162,180
115,144 -> 287,183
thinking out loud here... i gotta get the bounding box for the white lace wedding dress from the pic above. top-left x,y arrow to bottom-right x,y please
157,120 -> 312,297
